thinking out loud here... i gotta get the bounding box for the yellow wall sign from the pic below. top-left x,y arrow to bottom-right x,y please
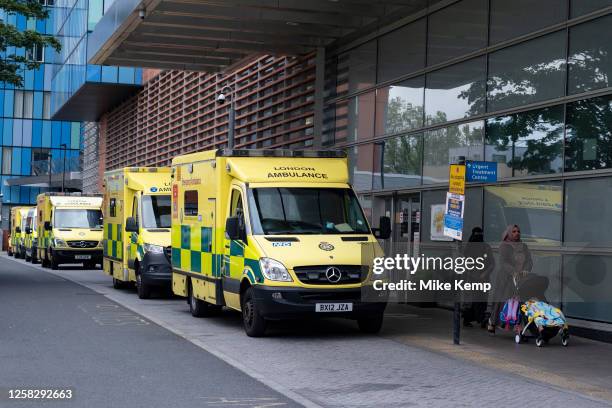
449,164 -> 466,195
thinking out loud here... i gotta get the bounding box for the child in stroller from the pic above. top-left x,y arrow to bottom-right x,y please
500,274 -> 569,347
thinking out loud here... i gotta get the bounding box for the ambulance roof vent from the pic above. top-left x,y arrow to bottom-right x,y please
217,149 -> 346,159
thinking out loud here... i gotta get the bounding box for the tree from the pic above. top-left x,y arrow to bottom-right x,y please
0,0 -> 61,87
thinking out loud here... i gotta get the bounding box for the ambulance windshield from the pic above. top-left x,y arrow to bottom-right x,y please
142,195 -> 171,228
249,188 -> 370,235
54,209 -> 103,229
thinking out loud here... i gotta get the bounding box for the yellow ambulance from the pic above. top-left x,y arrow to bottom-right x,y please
24,207 -> 38,263
171,149 -> 391,337
103,167 -> 172,298
9,206 -> 30,258
36,193 -> 104,270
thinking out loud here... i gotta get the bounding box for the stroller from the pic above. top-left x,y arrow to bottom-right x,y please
499,274 -> 569,347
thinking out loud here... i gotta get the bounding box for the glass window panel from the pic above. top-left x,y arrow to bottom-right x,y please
564,94 -> 612,172
12,119 -> 22,146
43,93 -> 51,119
12,147 -> 21,175
3,90 -> 13,117
88,0 -> 104,30
86,65 -> 101,82
423,120 -> 484,184
13,90 -> 23,118
487,31 -> 566,112
571,0 -> 612,17
118,67 -> 134,84
377,18 -> 426,83
375,76 -> 424,136
490,0 -> 568,44
425,56 -> 486,125
101,66 -> 118,83
2,147 -> 11,174
427,0 -> 488,66
33,91 -> 43,119
348,144 -> 374,192
330,92 -> 375,145
23,91 -> 33,118
22,120 -> 32,146
3,119 -> 12,145
336,41 -> 376,96
568,15 -> 612,94
373,133 -> 423,189
565,177 -> 612,248
485,105 -> 564,178
563,255 -> 612,322
483,181 -> 562,244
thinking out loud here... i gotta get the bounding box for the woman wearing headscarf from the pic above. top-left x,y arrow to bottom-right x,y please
462,227 -> 495,327
487,224 -> 533,334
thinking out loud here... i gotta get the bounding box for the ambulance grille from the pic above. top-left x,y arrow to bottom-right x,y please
67,240 -> 98,248
293,265 -> 366,285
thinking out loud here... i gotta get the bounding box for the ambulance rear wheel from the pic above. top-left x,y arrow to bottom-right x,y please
189,281 -> 211,317
112,278 -> 125,289
41,250 -> 49,267
241,287 -> 267,337
357,312 -> 384,334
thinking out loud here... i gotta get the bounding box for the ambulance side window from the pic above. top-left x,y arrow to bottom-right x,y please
230,189 -> 245,235
185,190 -> 198,216
109,198 -> 116,217
230,189 -> 244,218
132,196 -> 139,225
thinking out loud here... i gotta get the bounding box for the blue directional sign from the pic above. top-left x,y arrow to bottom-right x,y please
443,214 -> 464,240
466,161 -> 497,183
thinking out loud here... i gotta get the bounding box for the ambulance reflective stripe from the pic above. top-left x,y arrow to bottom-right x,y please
172,223 -> 217,275
104,223 -> 122,260
171,223 -> 263,282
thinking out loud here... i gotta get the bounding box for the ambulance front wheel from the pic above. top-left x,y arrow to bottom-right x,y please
357,312 -> 384,334
50,250 -> 59,270
242,287 -> 267,337
136,273 -> 151,299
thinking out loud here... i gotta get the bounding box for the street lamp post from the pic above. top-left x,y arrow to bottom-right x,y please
48,153 -> 52,191
219,86 -> 236,149
60,144 -> 67,192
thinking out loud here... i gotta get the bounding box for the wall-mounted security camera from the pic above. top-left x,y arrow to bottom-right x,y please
139,8 -> 145,19
217,93 -> 226,103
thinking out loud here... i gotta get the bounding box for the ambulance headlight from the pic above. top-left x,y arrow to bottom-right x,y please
259,258 -> 292,282
143,243 -> 164,254
53,238 -> 67,247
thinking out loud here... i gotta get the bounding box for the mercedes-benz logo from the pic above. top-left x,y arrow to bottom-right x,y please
319,242 -> 334,251
78,241 -> 86,248
325,266 -> 342,283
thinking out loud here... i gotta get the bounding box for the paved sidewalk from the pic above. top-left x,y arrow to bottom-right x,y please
382,305 -> 612,401
6,254 -> 611,408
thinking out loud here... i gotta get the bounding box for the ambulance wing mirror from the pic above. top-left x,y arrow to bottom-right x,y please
15,226 -> 21,233
44,221 -> 52,231
373,216 -> 391,240
25,227 -> 32,234
226,216 -> 245,241
125,217 -> 139,233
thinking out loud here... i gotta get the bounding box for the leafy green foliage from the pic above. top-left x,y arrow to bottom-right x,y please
0,0 -> 61,87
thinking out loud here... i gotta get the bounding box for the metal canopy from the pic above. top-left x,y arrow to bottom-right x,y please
88,0 -> 430,72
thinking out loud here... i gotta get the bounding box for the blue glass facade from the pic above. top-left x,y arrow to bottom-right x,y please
51,0 -> 142,119
0,6 -> 80,207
